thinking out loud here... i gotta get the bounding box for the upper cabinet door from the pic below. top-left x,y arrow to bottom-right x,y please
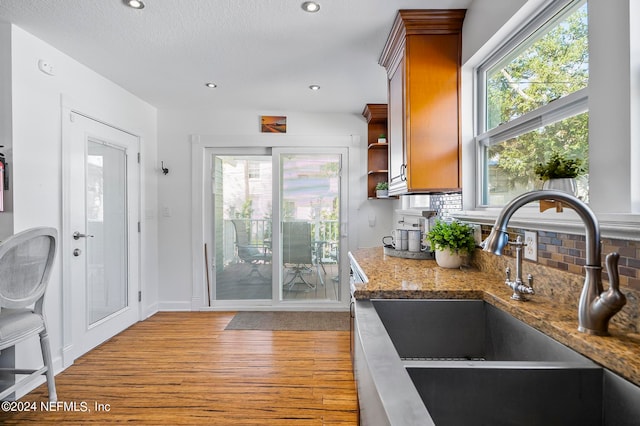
379,9 -> 465,195
388,57 -> 406,193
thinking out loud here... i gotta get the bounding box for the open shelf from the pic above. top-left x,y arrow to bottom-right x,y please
362,104 -> 390,199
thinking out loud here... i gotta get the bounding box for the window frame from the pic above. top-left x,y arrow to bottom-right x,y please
474,0 -> 588,208
458,0 -> 640,241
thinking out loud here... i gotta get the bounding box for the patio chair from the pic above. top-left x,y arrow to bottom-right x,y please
231,220 -> 271,278
283,221 -> 315,290
0,227 -> 57,402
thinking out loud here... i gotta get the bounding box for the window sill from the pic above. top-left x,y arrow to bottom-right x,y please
453,208 -> 640,241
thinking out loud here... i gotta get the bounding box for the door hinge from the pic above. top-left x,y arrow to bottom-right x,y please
138,221 -> 141,233
137,152 -> 141,163
138,291 -> 142,302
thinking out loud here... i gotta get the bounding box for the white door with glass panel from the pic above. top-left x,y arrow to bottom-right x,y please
206,148 -> 347,307
64,111 -> 139,359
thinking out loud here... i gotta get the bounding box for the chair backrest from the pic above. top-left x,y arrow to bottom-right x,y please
231,220 -> 250,247
283,221 -> 312,264
232,219 -> 259,261
0,227 -> 57,309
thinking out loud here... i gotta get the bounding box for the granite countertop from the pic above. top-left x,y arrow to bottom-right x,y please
351,246 -> 640,387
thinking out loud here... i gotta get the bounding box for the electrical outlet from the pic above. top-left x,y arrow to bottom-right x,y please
524,231 -> 537,261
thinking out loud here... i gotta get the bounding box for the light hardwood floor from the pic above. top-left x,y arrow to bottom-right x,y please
2,312 -> 358,425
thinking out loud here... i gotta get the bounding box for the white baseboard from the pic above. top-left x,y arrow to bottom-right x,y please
157,301 -> 192,311
142,302 -> 159,319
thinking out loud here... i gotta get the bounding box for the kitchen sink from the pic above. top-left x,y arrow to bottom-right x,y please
406,364 -> 640,426
354,299 -> 640,426
372,299 -> 590,362
407,364 -> 602,425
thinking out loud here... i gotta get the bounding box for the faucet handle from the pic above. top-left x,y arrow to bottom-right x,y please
602,252 -> 626,309
505,267 -> 511,282
527,274 -> 534,289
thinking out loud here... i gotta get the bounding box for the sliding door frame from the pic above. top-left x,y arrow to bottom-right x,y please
191,135 -> 352,311
272,147 -> 349,306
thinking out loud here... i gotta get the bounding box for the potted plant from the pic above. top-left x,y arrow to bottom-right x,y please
377,134 -> 387,144
426,219 -> 476,268
375,181 -> 389,198
534,151 -> 584,195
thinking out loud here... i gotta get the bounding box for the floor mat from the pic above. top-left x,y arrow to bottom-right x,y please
224,311 -> 350,331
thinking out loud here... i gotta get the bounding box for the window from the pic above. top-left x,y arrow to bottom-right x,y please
247,161 -> 261,180
477,0 -> 588,206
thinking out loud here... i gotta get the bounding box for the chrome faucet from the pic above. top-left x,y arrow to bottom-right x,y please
505,235 -> 534,301
482,190 -> 626,336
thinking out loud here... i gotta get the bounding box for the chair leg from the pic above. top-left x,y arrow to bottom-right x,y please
284,265 -> 316,290
39,328 -> 57,402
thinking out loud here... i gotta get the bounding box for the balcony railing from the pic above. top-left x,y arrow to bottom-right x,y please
222,219 -> 339,266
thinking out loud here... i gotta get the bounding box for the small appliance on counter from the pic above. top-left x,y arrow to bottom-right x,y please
382,208 -> 436,260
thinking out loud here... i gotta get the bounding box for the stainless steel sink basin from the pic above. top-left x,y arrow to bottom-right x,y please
354,299 -> 640,426
407,364 -> 602,425
372,299 -> 590,362
405,363 -> 640,426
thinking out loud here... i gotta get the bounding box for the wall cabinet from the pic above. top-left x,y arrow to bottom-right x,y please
362,104 -> 389,199
379,10 -> 465,196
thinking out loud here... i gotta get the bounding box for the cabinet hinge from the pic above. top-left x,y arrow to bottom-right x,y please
138,221 -> 141,233
138,291 -> 142,302
137,152 -> 141,163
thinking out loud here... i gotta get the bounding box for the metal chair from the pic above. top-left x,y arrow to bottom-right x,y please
231,220 -> 271,278
283,222 -> 315,290
0,227 -> 57,401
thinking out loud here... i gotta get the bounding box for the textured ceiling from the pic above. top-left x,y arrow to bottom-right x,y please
0,0 -> 471,114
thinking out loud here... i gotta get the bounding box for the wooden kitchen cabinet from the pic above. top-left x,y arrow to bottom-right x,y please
362,104 -> 389,199
379,10 -> 465,195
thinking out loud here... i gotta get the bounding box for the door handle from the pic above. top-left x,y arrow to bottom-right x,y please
73,231 -> 94,240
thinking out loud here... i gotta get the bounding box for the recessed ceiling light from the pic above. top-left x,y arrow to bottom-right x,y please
301,2 -> 320,13
205,82 -> 217,88
309,85 -> 321,91
123,0 -> 145,9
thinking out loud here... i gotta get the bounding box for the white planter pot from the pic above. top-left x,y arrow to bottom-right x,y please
435,249 -> 463,269
542,178 -> 577,195
376,189 -> 388,198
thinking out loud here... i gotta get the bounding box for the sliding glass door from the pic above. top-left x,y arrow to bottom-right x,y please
279,153 -> 341,302
207,147 -> 346,307
212,154 -> 273,301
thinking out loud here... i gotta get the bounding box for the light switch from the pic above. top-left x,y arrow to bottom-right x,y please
524,231 -> 537,261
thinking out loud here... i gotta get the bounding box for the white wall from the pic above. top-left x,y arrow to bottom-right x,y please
8,25 -> 159,390
156,109 -> 394,309
461,0 -> 528,64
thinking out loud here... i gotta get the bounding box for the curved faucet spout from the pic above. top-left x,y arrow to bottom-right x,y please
483,190 -> 600,268
483,190 -> 625,335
